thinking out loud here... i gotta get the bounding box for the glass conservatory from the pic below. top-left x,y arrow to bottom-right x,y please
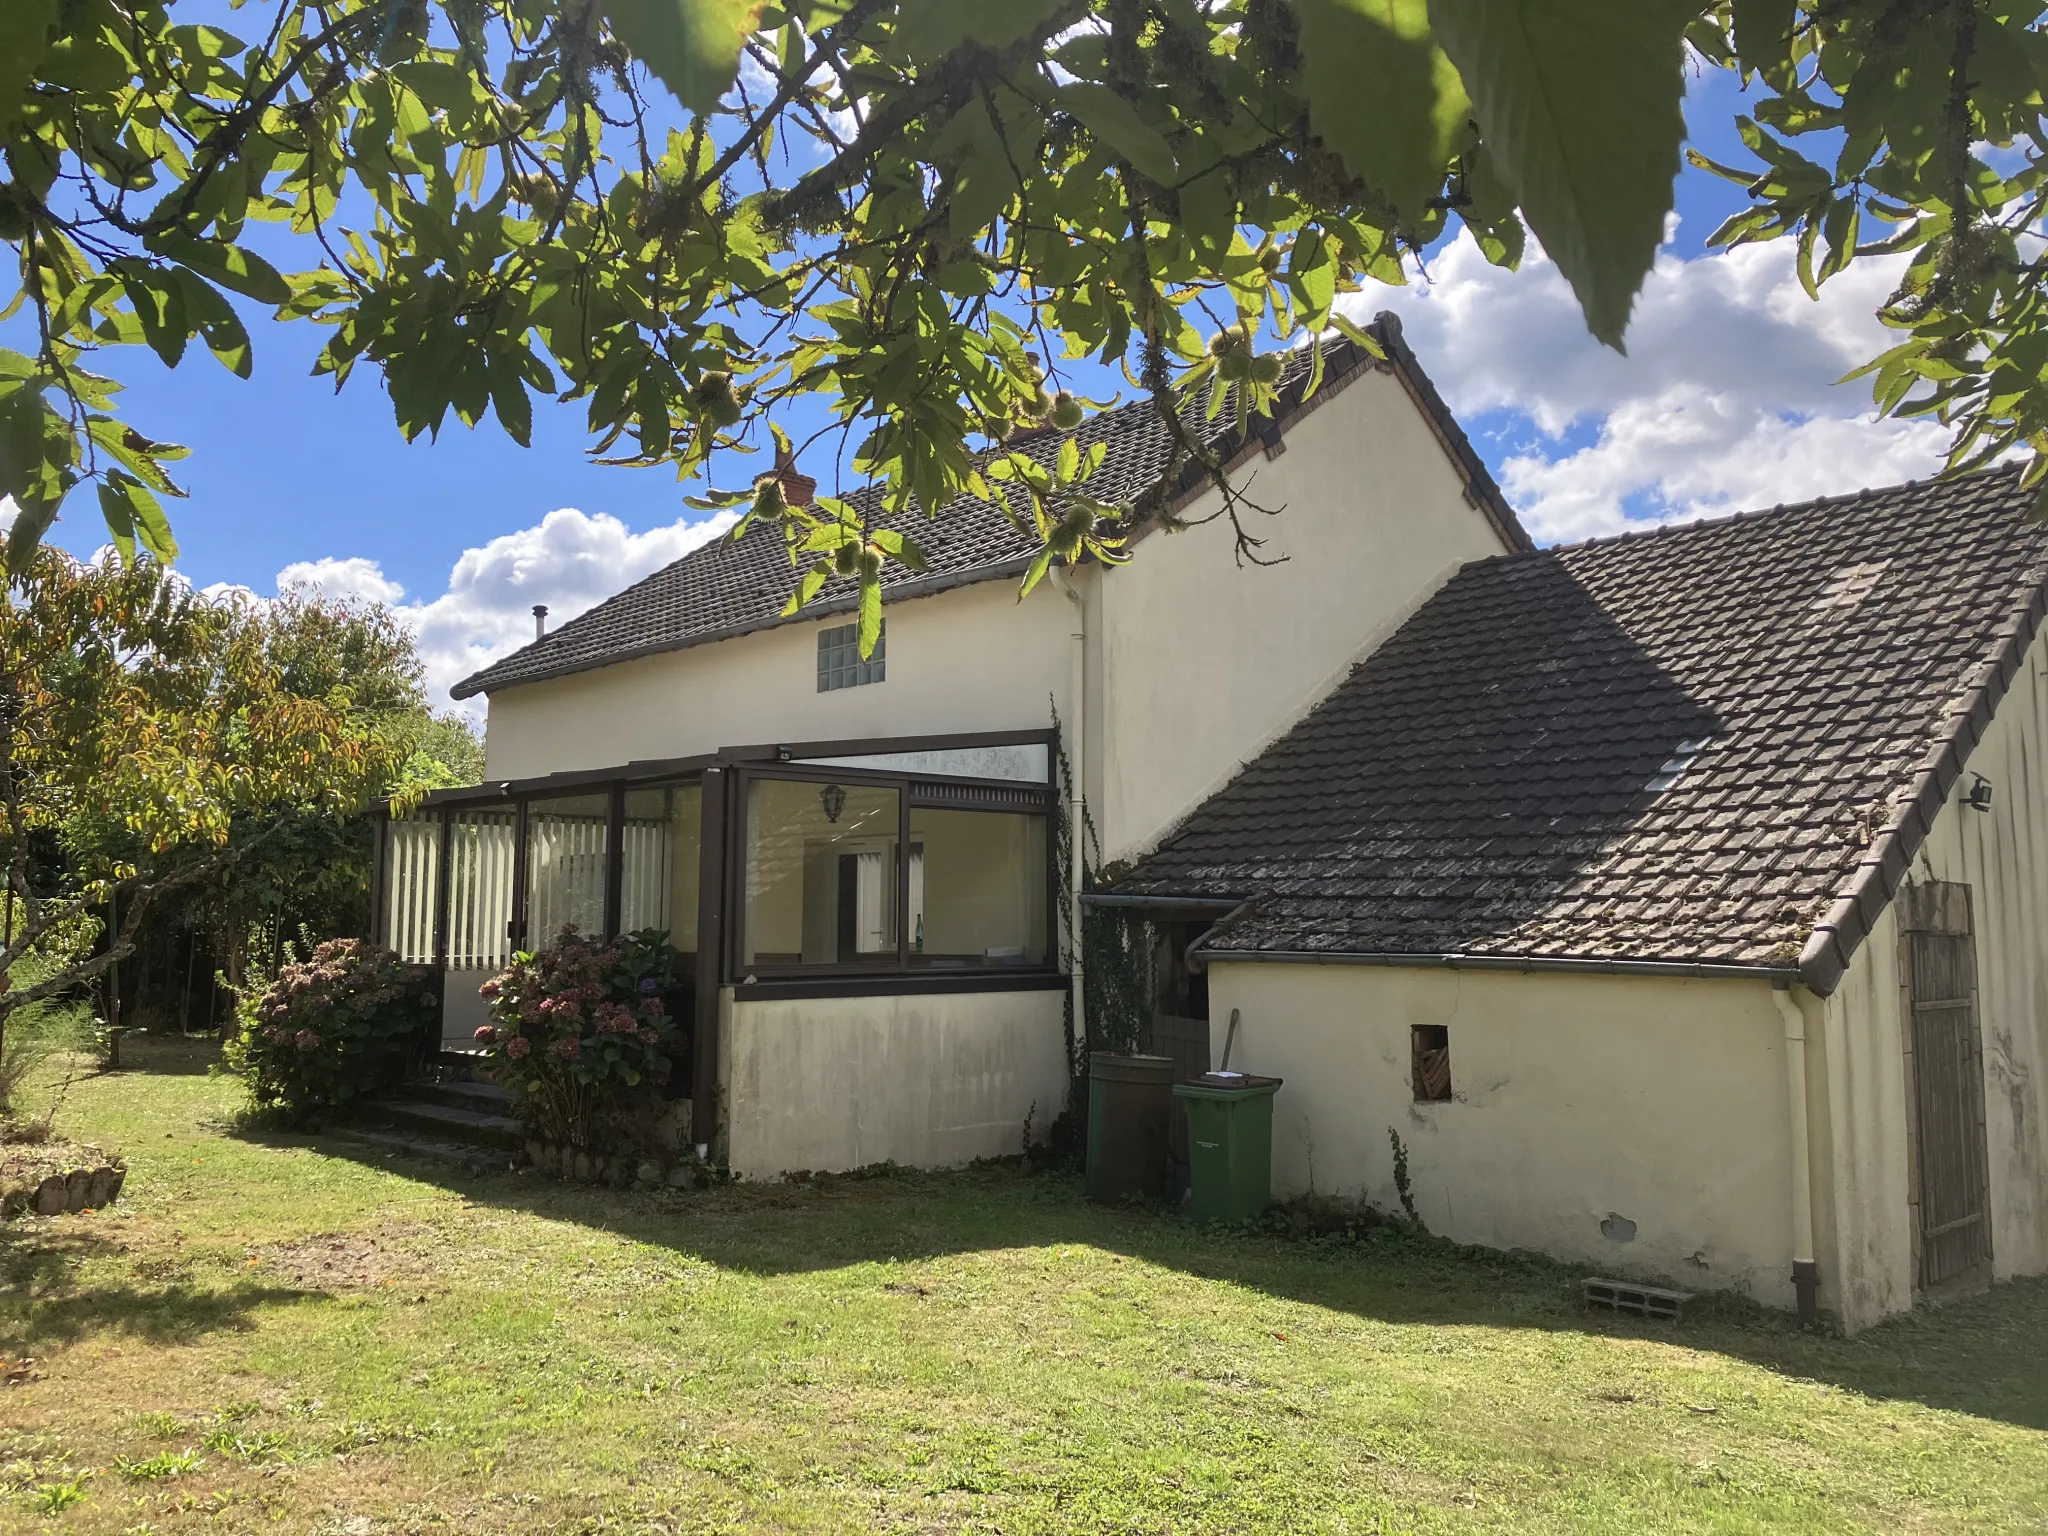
373,732 -> 1062,1144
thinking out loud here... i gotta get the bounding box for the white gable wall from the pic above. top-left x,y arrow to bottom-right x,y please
481,573 -> 1074,780
1093,363 -> 1514,863
481,360 -> 1514,846
1818,618 -> 2048,1330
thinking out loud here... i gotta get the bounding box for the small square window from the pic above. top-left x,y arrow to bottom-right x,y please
817,621 -> 885,692
1412,1025 -> 1452,1102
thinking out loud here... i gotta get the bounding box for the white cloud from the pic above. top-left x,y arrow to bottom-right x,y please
1353,227 -> 1951,544
279,507 -> 738,719
277,555 -> 407,607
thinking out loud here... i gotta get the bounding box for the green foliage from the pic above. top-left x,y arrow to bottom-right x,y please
223,935 -> 437,1122
1296,1 -> 1470,223
1082,904 -> 1153,1056
1689,2 -> 2048,502
51,580 -> 479,1034
113,1448 -> 203,1481
0,962 -> 99,1124
1388,1125 -> 1419,1223
477,926 -> 688,1148
0,551 -> 402,1068
604,0 -> 767,116
31,1480 -> 88,1515
1431,0 -> 1689,350
4,2 -> 2039,618
0,900 -> 104,1123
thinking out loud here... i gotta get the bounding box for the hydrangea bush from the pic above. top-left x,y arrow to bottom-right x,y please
225,938 -> 438,1122
476,927 -> 687,1149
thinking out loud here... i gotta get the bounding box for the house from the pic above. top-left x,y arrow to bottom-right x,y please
374,296 -> 2048,1332
374,317 -> 1529,1179
1109,463 -> 2048,1331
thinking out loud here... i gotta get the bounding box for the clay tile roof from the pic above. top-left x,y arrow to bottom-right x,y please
1114,464 -> 2048,994
450,315 -> 1527,699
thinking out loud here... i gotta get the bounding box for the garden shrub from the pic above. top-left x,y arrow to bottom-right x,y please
225,937 -> 437,1121
476,927 -> 687,1149
1,898 -> 107,1126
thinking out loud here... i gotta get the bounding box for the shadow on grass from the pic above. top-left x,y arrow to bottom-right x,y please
106,1033 -> 223,1076
0,1224 -> 313,1352
292,1135 -> 2048,1433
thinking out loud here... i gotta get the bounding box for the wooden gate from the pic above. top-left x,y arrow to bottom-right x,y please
1899,881 -> 1994,1291
1150,1012 -> 1211,1164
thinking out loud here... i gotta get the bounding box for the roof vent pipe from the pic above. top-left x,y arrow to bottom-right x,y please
532,604 -> 549,641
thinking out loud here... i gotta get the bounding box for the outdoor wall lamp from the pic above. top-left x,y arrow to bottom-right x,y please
1964,773 -> 1995,812
820,783 -> 847,823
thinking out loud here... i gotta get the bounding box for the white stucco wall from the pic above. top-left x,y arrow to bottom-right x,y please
1203,962 -> 1803,1308
1093,365 -> 1514,862
721,987 -> 1069,1177
480,361 -> 1515,868
1819,621 -> 2048,1327
482,573 -> 1075,781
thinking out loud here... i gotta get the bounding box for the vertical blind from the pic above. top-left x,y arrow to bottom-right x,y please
447,810 -> 518,971
525,810 -> 608,941
619,816 -> 674,934
383,816 -> 441,964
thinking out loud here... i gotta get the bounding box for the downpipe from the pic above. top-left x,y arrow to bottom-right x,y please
1049,568 -> 1087,1071
1772,980 -> 1821,1326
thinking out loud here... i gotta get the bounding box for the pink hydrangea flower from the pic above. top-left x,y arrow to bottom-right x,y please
506,1035 -> 531,1060
474,1025 -> 497,1045
294,1029 -> 323,1052
553,1035 -> 582,1060
638,1027 -> 659,1046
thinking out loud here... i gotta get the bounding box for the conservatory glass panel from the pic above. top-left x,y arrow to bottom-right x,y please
524,793 -> 610,946
443,806 -> 520,1049
620,782 -> 702,951
742,779 -> 899,968
907,809 -> 1048,967
382,813 -> 442,965
445,808 -> 518,971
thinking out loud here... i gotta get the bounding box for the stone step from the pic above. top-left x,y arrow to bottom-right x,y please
409,1078 -> 517,1116
370,1098 -> 525,1153
431,1047 -> 493,1080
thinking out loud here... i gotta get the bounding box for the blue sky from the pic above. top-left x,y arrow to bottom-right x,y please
11,47 -> 1949,712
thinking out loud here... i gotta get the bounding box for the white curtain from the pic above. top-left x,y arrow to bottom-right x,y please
854,849 -> 892,953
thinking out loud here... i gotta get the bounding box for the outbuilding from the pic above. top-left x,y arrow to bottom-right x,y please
1111,466 -> 2048,1331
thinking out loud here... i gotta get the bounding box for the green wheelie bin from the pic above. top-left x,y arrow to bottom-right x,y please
1173,1072 -> 1283,1223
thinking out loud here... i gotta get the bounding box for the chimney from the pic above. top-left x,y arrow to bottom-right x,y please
773,441 -> 816,508
532,604 -> 549,641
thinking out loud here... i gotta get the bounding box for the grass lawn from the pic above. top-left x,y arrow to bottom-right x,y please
3,1037 -> 2046,1534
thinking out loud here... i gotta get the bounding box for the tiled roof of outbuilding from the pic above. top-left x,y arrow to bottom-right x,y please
1115,465 -> 2048,995
450,315 -> 1527,699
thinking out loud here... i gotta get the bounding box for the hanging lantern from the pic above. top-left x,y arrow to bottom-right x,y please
819,783 -> 846,824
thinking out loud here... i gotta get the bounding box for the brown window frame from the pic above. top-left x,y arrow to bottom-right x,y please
1411,1024 -> 1452,1102
383,731 -> 1062,998
726,762 -> 1058,985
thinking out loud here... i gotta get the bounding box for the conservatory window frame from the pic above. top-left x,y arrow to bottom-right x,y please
724,761 -> 1058,986
376,729 -> 1062,993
